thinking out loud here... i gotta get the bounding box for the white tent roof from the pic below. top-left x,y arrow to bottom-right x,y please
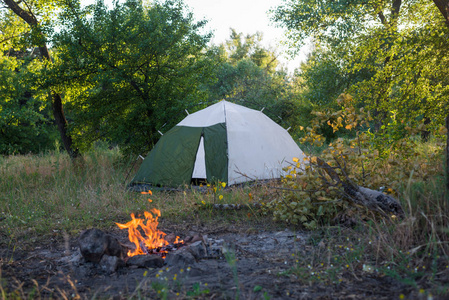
179,101 -> 305,185
177,101 -> 227,127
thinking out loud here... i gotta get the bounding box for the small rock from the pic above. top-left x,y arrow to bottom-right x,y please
126,255 -> 164,268
209,245 -> 223,258
184,234 -> 203,244
187,241 -> 207,260
213,239 -> 224,246
165,249 -> 196,267
78,228 -> 125,263
58,250 -> 83,266
165,233 -> 177,244
100,254 -> 125,274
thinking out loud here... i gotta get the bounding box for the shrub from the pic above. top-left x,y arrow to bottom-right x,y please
267,93 -> 445,229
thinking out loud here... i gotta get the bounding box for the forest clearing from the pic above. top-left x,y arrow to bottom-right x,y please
1,136 -> 448,299
2,0 -> 449,298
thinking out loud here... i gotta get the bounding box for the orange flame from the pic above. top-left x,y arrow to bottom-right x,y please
141,190 -> 152,202
116,193 -> 182,257
116,208 -> 170,257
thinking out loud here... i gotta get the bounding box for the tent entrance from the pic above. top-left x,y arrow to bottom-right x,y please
191,136 -> 207,184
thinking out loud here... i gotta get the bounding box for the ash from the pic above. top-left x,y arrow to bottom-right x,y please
2,229 -> 310,299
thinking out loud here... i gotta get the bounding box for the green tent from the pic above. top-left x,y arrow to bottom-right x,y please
129,100 -> 305,187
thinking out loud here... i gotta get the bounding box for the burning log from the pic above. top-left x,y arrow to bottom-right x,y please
115,208 -> 184,258
115,190 -> 184,258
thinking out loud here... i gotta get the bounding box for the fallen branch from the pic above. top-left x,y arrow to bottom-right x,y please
194,203 -> 262,210
315,157 -> 404,218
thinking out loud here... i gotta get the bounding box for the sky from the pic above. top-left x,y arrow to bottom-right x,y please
183,0 -> 308,73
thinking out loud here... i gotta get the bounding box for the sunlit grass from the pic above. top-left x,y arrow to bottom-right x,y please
0,150 -> 140,238
280,161 -> 449,297
1,141 -> 449,298
0,149 -> 278,243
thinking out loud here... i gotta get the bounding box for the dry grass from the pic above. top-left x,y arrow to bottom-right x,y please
0,149 -> 279,243
1,144 -> 449,298
0,149 -> 139,239
278,137 -> 449,297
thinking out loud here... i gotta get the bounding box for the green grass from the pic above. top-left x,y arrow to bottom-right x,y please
0,148 -> 277,245
0,149 -> 138,239
279,168 -> 449,297
1,144 -> 449,298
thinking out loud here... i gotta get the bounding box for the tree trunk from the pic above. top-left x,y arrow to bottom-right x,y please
446,115 -> 449,192
52,92 -> 78,158
432,0 -> 449,195
421,116 -> 431,142
3,0 -> 79,158
433,0 -> 449,25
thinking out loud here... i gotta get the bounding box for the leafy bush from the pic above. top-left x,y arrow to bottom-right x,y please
0,56 -> 58,155
267,93 -> 445,229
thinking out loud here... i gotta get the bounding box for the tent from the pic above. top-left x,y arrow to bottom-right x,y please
129,100 -> 306,188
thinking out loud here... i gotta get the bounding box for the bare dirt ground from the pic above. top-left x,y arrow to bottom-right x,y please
0,222 -> 437,299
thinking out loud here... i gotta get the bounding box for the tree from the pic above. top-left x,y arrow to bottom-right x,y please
1,0 -> 78,157
430,0 -> 449,190
204,30 -> 305,131
224,29 -> 279,73
49,0 -> 214,154
272,0 -> 449,134
0,49 -> 57,154
271,0 -> 405,49
297,46 -> 368,108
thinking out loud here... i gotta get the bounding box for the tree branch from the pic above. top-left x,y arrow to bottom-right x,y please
433,0 -> 449,25
3,0 -> 36,25
377,12 -> 387,25
391,0 -> 402,18
314,157 -> 404,217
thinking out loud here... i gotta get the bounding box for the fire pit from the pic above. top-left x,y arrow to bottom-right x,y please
77,227 -> 223,274
3,223 -> 308,299
115,191 -> 184,258
77,191 -> 224,273
115,208 -> 184,258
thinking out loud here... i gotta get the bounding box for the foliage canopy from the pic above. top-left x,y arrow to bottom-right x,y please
272,0 -> 449,135
48,0 -> 215,154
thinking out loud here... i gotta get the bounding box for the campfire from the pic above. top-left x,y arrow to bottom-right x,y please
116,190 -> 183,258
77,190 -> 222,273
